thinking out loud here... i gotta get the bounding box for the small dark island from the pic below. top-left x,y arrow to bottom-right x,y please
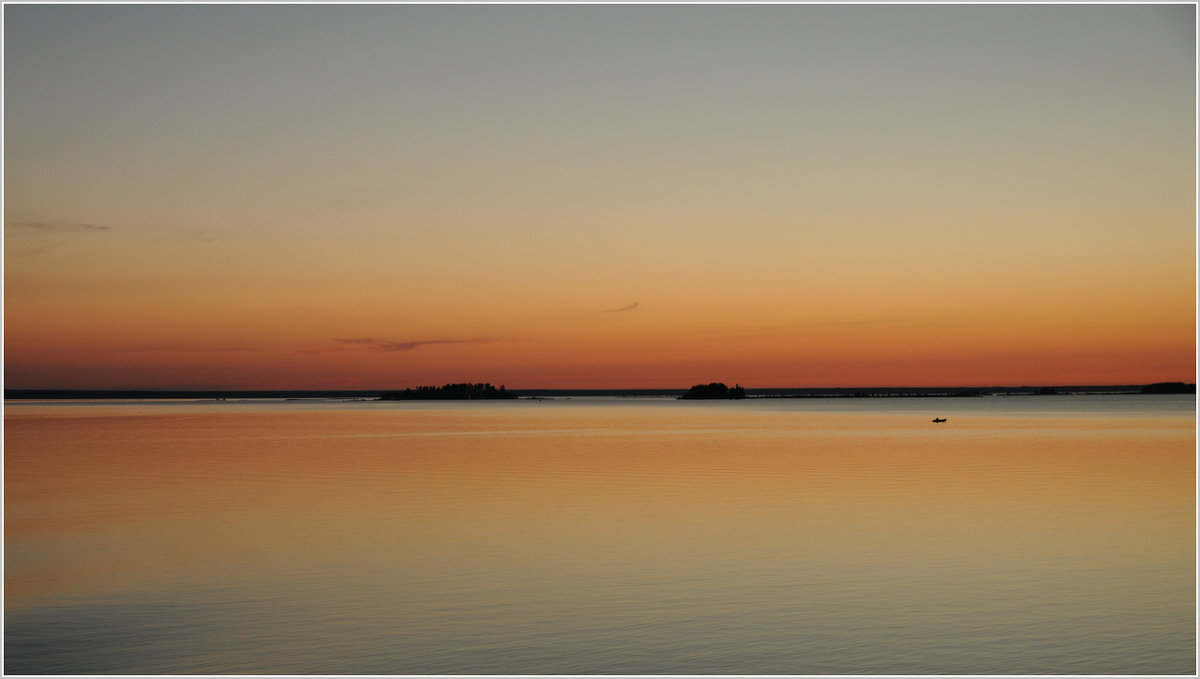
380,383 -> 516,400
1141,382 -> 1197,394
680,382 -> 747,399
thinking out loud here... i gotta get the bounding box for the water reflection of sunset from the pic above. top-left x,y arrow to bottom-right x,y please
7,405 -> 1193,609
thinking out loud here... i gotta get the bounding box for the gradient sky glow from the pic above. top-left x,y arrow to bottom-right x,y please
5,4 -> 1196,389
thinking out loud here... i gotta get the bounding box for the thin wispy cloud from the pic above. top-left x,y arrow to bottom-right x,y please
604,301 -> 640,313
325,337 -> 497,353
13,221 -> 112,233
8,220 -> 114,257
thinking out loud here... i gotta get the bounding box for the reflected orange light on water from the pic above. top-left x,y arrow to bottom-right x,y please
6,405 -> 1193,604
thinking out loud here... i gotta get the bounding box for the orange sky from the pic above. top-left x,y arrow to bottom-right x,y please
4,5 -> 1196,389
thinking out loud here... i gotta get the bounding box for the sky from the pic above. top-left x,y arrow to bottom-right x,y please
4,4 -> 1196,390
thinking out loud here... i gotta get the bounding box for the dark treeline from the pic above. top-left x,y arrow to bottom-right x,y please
3,389 -> 394,400
748,386 -> 1146,398
4,384 -> 1171,400
1141,382 -> 1196,394
681,382 -> 747,399
380,383 -> 516,400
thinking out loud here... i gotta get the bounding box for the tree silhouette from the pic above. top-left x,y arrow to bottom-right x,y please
380,383 -> 516,400
681,382 -> 747,399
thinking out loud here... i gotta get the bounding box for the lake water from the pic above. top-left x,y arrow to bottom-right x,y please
4,395 -> 1195,674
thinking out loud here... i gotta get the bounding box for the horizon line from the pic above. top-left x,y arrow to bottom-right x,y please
5,382 -> 1194,399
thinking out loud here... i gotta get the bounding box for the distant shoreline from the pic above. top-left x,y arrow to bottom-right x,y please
5,384 -> 1191,401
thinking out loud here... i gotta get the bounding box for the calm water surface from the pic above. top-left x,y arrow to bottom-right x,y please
4,395 -> 1195,674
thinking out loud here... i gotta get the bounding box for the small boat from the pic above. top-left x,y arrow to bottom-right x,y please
932,417 -> 947,423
